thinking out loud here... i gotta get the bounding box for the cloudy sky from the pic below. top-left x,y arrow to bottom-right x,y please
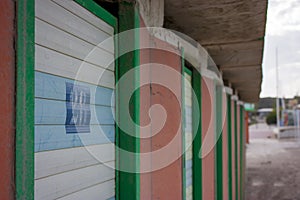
260,0 -> 300,98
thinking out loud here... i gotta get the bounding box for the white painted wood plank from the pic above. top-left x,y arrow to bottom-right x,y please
186,185 -> 193,200
36,0 -> 114,53
35,45 -> 114,89
35,18 -> 114,71
35,161 -> 115,200
35,144 -> 115,179
53,0 -> 114,35
57,180 -> 115,200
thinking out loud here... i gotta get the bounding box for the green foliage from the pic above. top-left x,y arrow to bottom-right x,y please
266,111 -> 277,125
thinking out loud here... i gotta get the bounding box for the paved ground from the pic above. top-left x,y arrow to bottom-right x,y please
246,123 -> 300,200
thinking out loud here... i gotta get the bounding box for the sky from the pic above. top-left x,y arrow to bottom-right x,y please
260,0 -> 300,98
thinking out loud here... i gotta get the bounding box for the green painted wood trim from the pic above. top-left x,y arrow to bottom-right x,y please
239,106 -> 244,200
16,0 -> 35,199
192,68 -> 202,200
234,101 -> 238,200
117,2 -> 140,200
74,0 -> 117,28
115,19 -> 120,200
227,95 -> 232,199
181,49 -> 186,200
134,7 -> 141,200
215,85 -> 223,200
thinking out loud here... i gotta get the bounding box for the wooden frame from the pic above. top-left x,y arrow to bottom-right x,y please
215,84 -> 223,200
182,58 -> 202,200
16,0 -> 118,199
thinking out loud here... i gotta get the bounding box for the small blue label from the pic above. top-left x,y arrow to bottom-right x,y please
65,82 -> 91,134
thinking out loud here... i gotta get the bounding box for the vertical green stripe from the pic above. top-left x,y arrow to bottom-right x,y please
227,95 -> 232,199
117,2 -> 140,200
16,0 -> 35,199
234,101 -> 238,200
216,85 -> 223,200
192,68 -> 202,200
134,7 -> 141,200
240,106 -> 244,200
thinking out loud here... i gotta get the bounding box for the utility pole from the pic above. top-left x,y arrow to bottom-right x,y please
276,48 -> 280,135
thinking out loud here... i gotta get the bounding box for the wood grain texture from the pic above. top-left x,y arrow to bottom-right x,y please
35,45 -> 114,88
36,0 -> 114,53
53,0 -> 114,35
35,124 -> 114,152
35,144 -> 115,179
35,71 -> 114,106
57,180 -> 115,200
184,72 -> 193,200
0,0 -> 15,198
35,98 -> 114,125
34,1 -> 116,199
35,19 -> 114,71
35,161 -> 115,200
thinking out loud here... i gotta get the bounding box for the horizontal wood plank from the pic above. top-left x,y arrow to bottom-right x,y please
53,0 -> 114,35
35,45 -> 114,89
35,161 -> 114,200
57,180 -> 115,200
35,19 -> 114,71
35,98 -> 114,125
35,144 -> 115,179
36,0 -> 114,53
35,71 -> 114,106
35,125 -> 115,152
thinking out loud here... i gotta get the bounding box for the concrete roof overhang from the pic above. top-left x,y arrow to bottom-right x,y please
164,0 -> 268,103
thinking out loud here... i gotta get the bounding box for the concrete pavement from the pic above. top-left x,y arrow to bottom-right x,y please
246,123 -> 300,200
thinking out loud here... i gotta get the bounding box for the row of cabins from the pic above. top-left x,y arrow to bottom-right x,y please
0,0 -> 257,199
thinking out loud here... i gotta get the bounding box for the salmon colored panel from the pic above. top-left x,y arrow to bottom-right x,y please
0,0 -> 15,199
139,19 -> 183,200
201,77 -> 215,200
140,17 -> 153,200
222,94 -> 229,200
150,43 -> 182,200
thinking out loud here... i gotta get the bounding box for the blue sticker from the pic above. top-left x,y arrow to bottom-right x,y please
65,82 -> 91,133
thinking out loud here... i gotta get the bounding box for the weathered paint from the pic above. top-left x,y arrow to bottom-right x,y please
16,0 -> 35,199
0,0 -> 15,198
139,15 -> 152,200
184,68 -> 193,200
201,77 -> 215,200
117,2 -> 140,200
34,0 -> 117,199
150,45 -> 182,200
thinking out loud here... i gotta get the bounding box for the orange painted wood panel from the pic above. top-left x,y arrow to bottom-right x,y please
222,94 -> 229,200
0,0 -> 15,199
139,22 -> 182,199
201,77 -> 215,200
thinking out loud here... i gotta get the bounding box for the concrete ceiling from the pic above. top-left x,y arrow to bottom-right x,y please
164,0 -> 268,102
